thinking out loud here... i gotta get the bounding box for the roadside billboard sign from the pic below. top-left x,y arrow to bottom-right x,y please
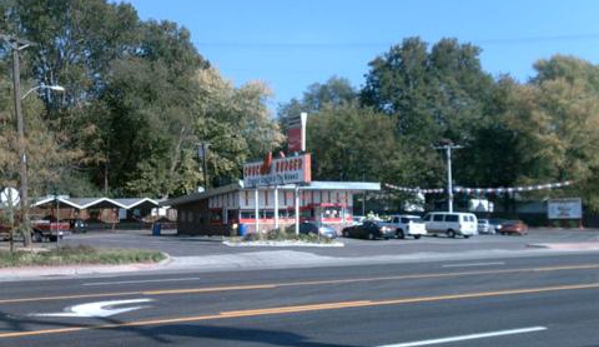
287,112 -> 307,153
547,198 -> 582,219
243,153 -> 311,188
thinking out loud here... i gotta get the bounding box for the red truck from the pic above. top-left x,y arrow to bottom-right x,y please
30,217 -> 70,242
0,218 -> 70,242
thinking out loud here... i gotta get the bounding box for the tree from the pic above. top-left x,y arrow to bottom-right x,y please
512,56 -> 599,209
277,76 -> 357,137
361,37 -> 493,145
193,67 -> 284,187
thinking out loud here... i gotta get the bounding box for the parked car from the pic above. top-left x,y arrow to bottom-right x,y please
422,212 -> 477,238
499,220 -> 528,235
377,215 -> 427,239
64,218 -> 88,233
488,218 -> 508,234
478,219 -> 491,234
342,221 -> 394,240
351,215 -> 365,225
299,222 -> 337,239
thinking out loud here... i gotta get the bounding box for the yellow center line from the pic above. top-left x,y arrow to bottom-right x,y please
2,282 -> 599,339
1,263 -> 599,305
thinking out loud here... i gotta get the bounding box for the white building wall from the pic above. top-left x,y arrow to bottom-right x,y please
209,188 -> 354,210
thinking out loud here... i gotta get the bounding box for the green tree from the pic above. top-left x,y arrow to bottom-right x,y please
193,67 -> 284,187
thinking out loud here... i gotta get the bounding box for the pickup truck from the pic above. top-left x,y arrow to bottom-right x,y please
31,219 -> 70,242
0,223 -> 11,241
377,214 -> 427,239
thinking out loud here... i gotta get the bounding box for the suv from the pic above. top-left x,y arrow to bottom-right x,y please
377,215 -> 427,239
422,212 -> 477,238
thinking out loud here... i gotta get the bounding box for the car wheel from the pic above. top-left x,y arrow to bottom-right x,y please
343,230 -> 349,237
464,235 -> 470,239
368,232 -> 375,240
33,231 -> 43,243
414,235 -> 421,240
396,229 -> 405,239
446,230 -> 456,238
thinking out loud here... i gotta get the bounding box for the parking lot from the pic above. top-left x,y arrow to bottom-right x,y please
48,228 -> 599,258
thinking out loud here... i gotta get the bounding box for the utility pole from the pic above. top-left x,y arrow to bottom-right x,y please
197,141 -> 210,191
3,35 -> 33,246
434,143 -> 463,213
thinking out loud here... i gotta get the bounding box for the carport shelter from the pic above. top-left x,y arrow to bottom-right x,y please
32,197 -> 160,224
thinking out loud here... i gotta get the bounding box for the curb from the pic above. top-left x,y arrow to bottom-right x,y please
0,252 -> 173,282
223,240 -> 345,248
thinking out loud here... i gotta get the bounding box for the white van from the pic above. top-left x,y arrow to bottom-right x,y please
422,212 -> 477,238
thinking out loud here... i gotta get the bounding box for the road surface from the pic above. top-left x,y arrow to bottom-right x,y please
1,252 -> 599,346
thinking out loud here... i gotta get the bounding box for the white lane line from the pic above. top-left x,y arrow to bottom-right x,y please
83,277 -> 201,286
442,261 -> 505,268
378,326 -> 547,347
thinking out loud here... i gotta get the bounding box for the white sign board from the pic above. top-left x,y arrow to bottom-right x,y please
469,198 -> 490,212
243,153 -> 311,188
548,198 -> 582,219
0,187 -> 20,206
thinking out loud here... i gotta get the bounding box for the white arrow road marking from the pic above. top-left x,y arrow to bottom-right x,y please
377,326 -> 547,347
31,298 -> 154,318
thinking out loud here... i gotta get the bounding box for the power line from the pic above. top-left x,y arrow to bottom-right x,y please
195,33 -> 599,50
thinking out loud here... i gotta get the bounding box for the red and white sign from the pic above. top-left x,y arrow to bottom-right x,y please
287,112 -> 307,153
243,153 -> 311,188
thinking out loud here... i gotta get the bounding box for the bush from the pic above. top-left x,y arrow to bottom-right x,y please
241,228 -> 333,243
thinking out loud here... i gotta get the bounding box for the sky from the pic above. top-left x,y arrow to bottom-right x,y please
126,0 -> 599,110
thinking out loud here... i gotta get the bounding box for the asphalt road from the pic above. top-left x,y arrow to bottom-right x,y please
2,252 -> 599,346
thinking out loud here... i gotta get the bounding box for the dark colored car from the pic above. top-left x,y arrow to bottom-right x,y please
299,222 -> 337,239
65,219 -> 88,233
341,221 -> 394,240
488,218 -> 508,234
499,220 -> 528,235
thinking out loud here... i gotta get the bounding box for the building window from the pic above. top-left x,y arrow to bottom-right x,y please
240,211 -> 256,219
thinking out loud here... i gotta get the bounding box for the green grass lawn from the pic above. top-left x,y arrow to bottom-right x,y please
0,245 -> 167,268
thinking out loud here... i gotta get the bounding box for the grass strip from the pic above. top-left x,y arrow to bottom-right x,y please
0,245 -> 166,268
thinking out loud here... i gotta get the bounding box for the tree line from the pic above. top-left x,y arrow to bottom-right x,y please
1,1 -> 599,212
279,38 -> 599,211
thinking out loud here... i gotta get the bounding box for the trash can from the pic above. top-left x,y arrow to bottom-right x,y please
152,223 -> 161,236
238,224 -> 248,237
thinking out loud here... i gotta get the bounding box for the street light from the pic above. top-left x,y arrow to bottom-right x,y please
3,34 -> 65,246
21,84 -> 65,100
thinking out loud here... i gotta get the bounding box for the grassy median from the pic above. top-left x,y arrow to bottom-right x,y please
0,245 -> 167,268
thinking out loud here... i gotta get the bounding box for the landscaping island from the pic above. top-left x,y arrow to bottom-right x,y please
0,245 -> 166,268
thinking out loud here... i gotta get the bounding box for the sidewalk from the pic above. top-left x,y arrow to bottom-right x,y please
527,242 -> 599,251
